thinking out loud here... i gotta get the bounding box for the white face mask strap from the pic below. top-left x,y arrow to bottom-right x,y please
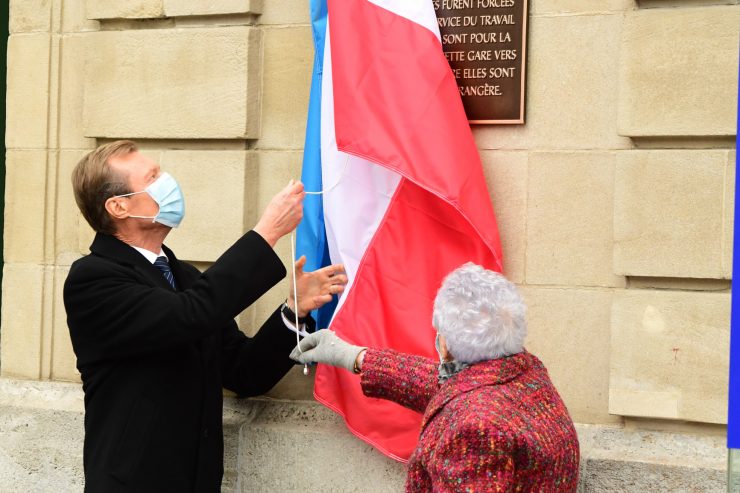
112,190 -> 157,222
128,214 -> 157,222
114,190 -> 146,198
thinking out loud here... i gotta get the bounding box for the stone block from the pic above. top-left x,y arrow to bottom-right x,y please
723,151 -> 735,278
609,290 -> 730,424
59,35 -> 96,149
83,27 -> 262,139
6,34 -> 51,149
519,286 -> 620,425
40,258 -> 55,380
472,14 -> 631,151
613,150 -> 725,279
160,150 -> 258,262
640,0 -> 738,5
531,0 -> 634,14
247,152 -> 303,329
0,402 -> 84,490
52,266 -> 80,382
264,366 -> 314,401
578,424 -> 726,493
0,380 -> 86,493
76,215 -> 96,256
236,400 -> 406,492
164,0 -> 261,17
258,0 -> 311,25
0,378 -> 84,412
0,264 -> 45,380
4,151 -> 48,264
10,0 -> 52,32
257,26 -> 313,149
618,6 -> 740,137
526,152 -> 624,287
56,151 -> 89,266
46,35 -> 62,152
85,0 -> 164,19
581,459 -> 726,492
62,0 -> 100,32
479,151 -> 527,283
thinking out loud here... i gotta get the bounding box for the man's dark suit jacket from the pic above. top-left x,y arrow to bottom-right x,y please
63,230 -> 305,492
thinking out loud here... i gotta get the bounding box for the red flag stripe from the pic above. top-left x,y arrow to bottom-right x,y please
315,0 -> 503,461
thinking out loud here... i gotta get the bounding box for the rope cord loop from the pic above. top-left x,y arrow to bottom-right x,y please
290,153 -> 349,375
290,232 -> 310,376
303,154 -> 349,196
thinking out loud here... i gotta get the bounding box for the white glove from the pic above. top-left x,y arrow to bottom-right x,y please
290,330 -> 365,373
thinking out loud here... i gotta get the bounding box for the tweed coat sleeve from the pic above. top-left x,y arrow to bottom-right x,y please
360,348 -> 439,413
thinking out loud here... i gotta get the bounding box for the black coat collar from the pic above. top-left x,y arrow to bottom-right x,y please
88,233 -> 193,291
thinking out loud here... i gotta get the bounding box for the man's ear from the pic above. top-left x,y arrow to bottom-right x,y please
105,196 -> 130,220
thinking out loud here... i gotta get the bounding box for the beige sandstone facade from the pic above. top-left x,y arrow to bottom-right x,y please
1,0 -> 738,491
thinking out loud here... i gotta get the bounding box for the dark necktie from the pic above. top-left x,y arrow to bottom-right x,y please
153,256 -> 177,290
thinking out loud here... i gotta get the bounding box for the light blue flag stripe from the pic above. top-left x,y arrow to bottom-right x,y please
729,50 -> 740,449
297,0 -> 337,328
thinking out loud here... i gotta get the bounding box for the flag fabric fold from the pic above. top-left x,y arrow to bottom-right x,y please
299,0 -> 503,461
296,0 -> 336,328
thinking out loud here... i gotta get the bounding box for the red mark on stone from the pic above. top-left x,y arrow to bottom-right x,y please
672,347 -> 680,362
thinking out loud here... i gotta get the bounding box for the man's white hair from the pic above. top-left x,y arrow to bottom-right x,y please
432,262 -> 526,364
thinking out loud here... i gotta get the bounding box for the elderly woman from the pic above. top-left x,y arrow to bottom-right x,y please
291,263 -> 579,492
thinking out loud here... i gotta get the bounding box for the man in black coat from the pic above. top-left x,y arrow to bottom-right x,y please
63,140 -> 346,492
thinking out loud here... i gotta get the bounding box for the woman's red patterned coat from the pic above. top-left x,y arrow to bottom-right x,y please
360,348 -> 580,492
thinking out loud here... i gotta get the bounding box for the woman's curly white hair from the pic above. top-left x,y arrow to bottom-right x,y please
432,262 -> 526,364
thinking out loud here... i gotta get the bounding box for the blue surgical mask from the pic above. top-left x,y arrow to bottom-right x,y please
116,172 -> 185,228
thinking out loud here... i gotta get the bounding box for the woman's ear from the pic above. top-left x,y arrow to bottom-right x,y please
438,334 -> 454,362
105,196 -> 130,220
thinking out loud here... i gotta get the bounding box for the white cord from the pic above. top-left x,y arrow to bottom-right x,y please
290,154 -> 350,376
290,232 -> 309,376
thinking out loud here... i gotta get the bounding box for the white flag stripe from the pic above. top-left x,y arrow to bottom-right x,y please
367,0 -> 441,42
320,20 -> 402,324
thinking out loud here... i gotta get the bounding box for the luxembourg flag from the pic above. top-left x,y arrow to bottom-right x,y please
297,0 -> 504,461
728,48 -> 740,455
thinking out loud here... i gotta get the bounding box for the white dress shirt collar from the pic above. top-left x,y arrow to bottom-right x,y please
131,246 -> 167,265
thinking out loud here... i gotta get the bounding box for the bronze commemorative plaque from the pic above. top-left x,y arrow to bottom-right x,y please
434,0 -> 528,124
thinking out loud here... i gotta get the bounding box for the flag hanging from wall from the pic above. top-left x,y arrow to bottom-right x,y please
728,47 -> 740,452
297,0 -> 504,461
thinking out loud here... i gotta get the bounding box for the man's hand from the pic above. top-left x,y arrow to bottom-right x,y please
253,180 -> 305,247
287,256 -> 347,317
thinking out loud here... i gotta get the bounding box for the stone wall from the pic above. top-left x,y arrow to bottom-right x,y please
0,379 -> 729,492
2,0 -> 737,491
3,0 -> 316,384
